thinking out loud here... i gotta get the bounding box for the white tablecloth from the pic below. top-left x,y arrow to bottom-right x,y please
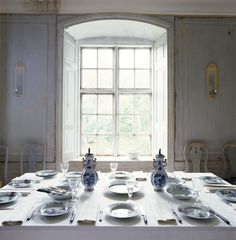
0,172 -> 236,240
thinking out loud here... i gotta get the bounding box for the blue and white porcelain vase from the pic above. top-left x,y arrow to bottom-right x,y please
81,148 -> 98,191
151,149 -> 168,191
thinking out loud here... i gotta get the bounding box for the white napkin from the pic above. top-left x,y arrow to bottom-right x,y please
151,202 -> 176,224
0,189 -> 32,196
77,201 -> 99,225
207,185 -> 236,192
2,201 -> 34,226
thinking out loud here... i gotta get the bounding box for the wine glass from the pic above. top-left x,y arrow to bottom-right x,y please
60,162 -> 69,177
126,179 -> 136,202
68,176 -> 81,202
110,162 -> 118,178
192,178 -> 203,205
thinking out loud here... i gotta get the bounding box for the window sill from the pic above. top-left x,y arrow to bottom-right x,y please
70,156 -> 153,162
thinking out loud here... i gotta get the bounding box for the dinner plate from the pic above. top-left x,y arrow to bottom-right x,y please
9,179 -> 32,188
114,171 -> 130,179
106,202 -> 140,219
166,185 -> 194,200
216,189 -> 236,202
35,170 -> 57,178
107,180 -> 142,195
178,204 -> 215,219
200,176 -> 225,184
0,192 -> 21,204
48,186 -> 72,201
37,201 -> 72,217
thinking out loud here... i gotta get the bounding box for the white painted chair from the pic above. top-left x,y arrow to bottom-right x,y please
183,141 -> 208,172
222,141 -> 236,179
20,143 -> 46,175
0,145 -> 9,184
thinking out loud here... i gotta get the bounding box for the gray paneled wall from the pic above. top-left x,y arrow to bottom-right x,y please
0,15 -> 235,182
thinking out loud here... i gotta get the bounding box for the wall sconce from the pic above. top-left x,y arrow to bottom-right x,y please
207,63 -> 218,100
14,63 -> 25,99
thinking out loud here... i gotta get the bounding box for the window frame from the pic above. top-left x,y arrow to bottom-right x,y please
79,44 -> 153,158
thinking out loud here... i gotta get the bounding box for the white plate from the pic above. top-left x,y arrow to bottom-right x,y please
48,186 -> 72,201
167,177 -> 183,185
106,202 -> 140,219
9,179 -> 32,188
0,192 -> 21,204
35,170 -> 57,178
107,180 -> 142,195
178,204 -> 215,219
37,201 -> 72,217
66,172 -> 82,178
166,185 -> 193,200
200,176 -> 225,184
216,189 -> 236,202
114,171 -> 130,179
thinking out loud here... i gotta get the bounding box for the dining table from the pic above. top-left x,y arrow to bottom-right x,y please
0,170 -> 236,240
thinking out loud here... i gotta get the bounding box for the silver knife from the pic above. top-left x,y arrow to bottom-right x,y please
26,209 -> 36,221
99,210 -> 103,222
70,209 -> 76,223
140,206 -> 148,224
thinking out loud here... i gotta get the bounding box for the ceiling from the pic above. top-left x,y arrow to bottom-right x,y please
66,20 -> 166,42
1,0 -> 236,16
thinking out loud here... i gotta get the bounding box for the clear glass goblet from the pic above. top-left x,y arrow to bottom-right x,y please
192,178 -> 203,205
68,176 -> 81,202
110,162 -> 118,178
60,162 -> 69,177
126,179 -> 136,202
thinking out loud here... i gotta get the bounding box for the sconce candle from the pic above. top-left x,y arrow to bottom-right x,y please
14,63 -> 25,99
207,63 -> 218,100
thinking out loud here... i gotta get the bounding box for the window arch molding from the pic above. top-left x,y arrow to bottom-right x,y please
56,13 -> 175,172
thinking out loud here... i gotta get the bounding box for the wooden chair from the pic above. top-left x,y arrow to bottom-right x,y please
0,145 -> 8,184
183,141 -> 208,172
20,143 -> 46,175
222,141 -> 236,179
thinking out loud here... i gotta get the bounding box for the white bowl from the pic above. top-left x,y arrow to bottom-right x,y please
127,152 -> 140,160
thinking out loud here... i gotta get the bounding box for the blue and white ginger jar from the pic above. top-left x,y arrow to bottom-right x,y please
81,148 -> 98,191
151,149 -> 168,191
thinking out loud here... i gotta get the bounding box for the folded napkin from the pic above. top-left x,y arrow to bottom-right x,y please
151,202 -> 176,225
77,201 -> 98,225
0,189 -> 32,196
2,201 -> 34,226
207,185 -> 236,192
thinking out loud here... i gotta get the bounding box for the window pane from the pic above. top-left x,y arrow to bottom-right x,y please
98,49 -> 113,68
81,135 -> 97,155
119,70 -> 134,88
135,95 -> 150,114
118,135 -> 135,155
119,95 -> 134,114
82,115 -> 97,134
82,94 -> 97,114
82,49 -> 97,68
81,70 -> 97,88
135,115 -> 150,134
135,70 -> 150,89
98,116 -> 113,134
119,115 -> 133,134
98,95 -> 113,114
119,49 -> 134,68
97,135 -> 113,155
98,70 -> 113,89
134,135 -> 151,155
135,49 -> 150,68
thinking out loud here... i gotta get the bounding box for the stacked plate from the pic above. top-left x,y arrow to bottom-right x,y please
216,189 -> 236,202
35,170 -> 57,178
200,176 -> 225,184
166,185 -> 194,200
0,192 -> 21,204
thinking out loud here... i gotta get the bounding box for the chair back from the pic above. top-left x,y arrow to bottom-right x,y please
183,141 -> 208,172
222,141 -> 236,178
0,145 -> 8,184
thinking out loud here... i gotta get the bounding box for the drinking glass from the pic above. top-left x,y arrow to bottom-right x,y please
110,162 -> 118,178
68,176 -> 81,202
60,162 -> 69,176
192,178 -> 203,205
126,179 -> 136,202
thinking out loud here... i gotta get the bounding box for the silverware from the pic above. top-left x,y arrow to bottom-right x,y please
171,208 -> 182,224
0,208 -> 15,210
99,210 -> 103,222
140,206 -> 148,224
26,209 -> 36,221
70,209 -> 76,223
209,209 -> 231,225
